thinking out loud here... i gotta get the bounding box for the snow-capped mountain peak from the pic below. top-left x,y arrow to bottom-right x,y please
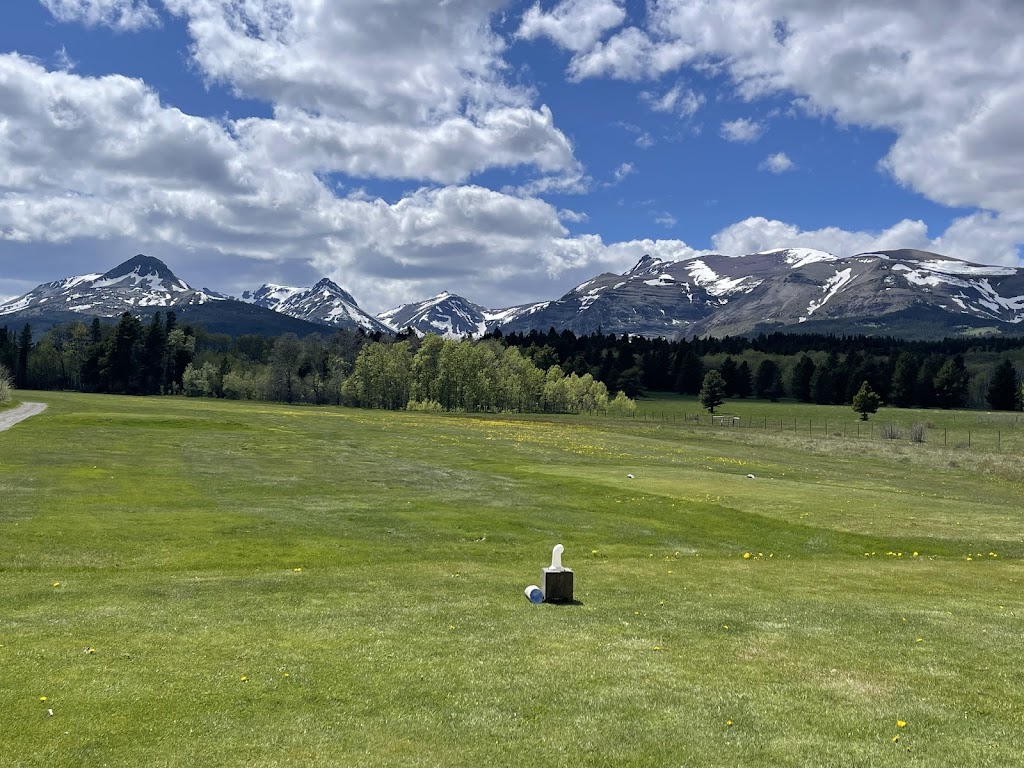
377,292 -> 489,338
241,283 -> 305,310
244,278 -> 392,334
0,255 -> 216,317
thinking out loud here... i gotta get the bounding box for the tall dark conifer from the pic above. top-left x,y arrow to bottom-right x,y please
986,360 -> 1019,411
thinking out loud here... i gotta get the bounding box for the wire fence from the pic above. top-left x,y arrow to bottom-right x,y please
620,410 -> 1023,453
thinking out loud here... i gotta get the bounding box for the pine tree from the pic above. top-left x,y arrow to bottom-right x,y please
16,324 -> 32,389
852,381 -> 882,420
754,359 -> 781,399
674,352 -> 704,395
720,357 -> 738,397
791,355 -> 815,402
735,360 -> 753,398
890,352 -> 919,407
699,370 -> 727,414
933,356 -> 969,409
986,359 -> 1019,411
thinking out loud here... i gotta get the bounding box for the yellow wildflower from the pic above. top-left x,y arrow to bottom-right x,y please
743,552 -> 751,559
897,720 -> 906,728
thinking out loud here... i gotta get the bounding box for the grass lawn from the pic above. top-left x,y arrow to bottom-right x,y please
1,391 -> 1022,767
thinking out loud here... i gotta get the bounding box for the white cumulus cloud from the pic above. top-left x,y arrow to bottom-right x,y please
759,152 -> 793,173
40,0 -> 160,30
517,0 -> 626,53
721,118 -> 764,143
553,0 -> 1024,229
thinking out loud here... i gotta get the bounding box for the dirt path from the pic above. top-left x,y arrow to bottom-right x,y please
0,402 -> 47,432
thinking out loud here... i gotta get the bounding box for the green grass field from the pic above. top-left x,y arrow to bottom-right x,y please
2,392 -> 1022,767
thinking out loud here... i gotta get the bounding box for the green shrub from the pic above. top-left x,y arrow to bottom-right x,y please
0,363 -> 12,403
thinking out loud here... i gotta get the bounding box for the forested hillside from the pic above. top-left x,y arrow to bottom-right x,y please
3,317 -> 1023,412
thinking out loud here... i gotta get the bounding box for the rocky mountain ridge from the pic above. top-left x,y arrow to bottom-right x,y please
4,249 -> 1024,340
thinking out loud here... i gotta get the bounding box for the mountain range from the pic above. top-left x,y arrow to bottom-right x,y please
3,249 -> 1024,340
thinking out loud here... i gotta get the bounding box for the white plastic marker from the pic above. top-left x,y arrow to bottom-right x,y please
549,543 -> 565,571
524,585 -> 544,603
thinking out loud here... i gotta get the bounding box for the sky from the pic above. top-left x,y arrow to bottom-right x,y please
0,0 -> 1022,315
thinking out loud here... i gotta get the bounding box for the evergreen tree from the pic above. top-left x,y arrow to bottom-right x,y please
615,365 -> 646,399
699,370 -> 727,414
852,381 -> 882,420
105,313 -> 144,394
810,363 -> 835,405
735,360 -> 753,398
16,324 -> 32,389
141,313 -> 167,395
889,352 -> 919,407
915,355 -> 943,408
753,357 -> 787,401
674,352 -> 704,395
720,356 -> 739,397
791,355 -> 815,402
0,327 -> 16,375
986,359 -> 1019,411
933,356 -> 969,409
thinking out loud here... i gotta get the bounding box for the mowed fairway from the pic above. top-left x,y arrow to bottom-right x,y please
2,392 -> 1023,767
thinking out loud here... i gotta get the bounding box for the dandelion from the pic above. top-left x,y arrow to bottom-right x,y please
667,570 -> 673,574
39,696 -> 47,702
722,624 -> 729,630
743,552 -> 751,559
240,676 -> 248,682
916,638 -> 924,643
591,549 -> 599,555
726,720 -> 733,727
652,646 -> 662,651
292,568 -> 302,572
85,647 -> 96,654
52,582 -> 61,588
912,552 -> 919,557
892,736 -> 900,743
897,720 -> 906,728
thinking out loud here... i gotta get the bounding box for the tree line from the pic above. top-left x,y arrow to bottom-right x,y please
3,316 -> 1023,412
491,328 -> 1024,411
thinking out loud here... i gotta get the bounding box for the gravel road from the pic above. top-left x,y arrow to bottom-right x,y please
0,402 -> 47,432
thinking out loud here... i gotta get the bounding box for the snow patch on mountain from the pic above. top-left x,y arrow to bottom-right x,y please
757,247 -> 839,269
806,268 -> 855,316
686,260 -> 756,296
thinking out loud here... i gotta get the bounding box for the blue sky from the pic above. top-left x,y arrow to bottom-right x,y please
0,0 -> 1021,313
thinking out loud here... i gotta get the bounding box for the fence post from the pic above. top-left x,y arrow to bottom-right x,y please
968,430 -> 971,448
